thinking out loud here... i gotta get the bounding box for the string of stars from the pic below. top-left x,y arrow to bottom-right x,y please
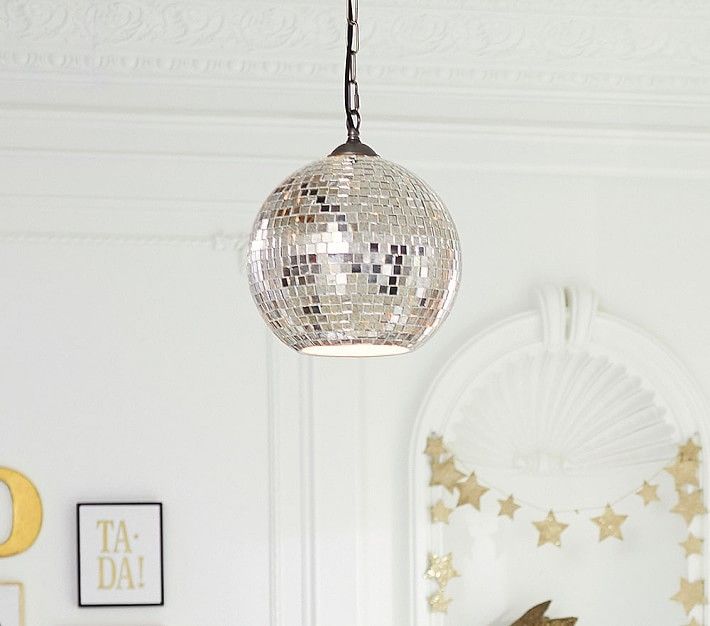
423,434 -> 707,619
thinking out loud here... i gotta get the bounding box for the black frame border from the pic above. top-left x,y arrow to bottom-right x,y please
76,501 -> 164,608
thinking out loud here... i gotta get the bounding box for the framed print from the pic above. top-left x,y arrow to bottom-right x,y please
0,582 -> 24,626
77,502 -> 164,607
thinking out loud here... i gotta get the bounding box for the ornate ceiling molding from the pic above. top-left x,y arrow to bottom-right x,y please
0,0 -> 708,98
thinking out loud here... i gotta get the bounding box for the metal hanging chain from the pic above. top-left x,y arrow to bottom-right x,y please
344,0 -> 361,141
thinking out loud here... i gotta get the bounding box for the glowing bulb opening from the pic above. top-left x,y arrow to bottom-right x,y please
300,344 -> 410,357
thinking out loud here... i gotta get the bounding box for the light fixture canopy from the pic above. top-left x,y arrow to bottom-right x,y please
247,0 -> 461,357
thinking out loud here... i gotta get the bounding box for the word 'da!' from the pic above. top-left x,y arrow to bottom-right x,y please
78,502 -> 164,607
96,519 -> 146,591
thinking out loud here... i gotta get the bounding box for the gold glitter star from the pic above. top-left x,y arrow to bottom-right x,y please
671,577 -> 705,614
430,500 -> 453,524
428,590 -> 452,613
636,481 -> 660,506
665,458 -> 700,489
424,434 -> 447,459
510,600 -> 578,626
672,489 -> 707,525
680,533 -> 704,557
429,457 -> 465,493
591,504 -> 627,541
498,495 -> 521,519
424,552 -> 460,586
679,438 -> 702,463
456,473 -> 489,510
533,511 -> 568,548
511,601 -> 549,625
684,619 -> 701,626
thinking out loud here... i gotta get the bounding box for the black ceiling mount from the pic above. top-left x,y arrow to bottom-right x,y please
329,138 -> 378,157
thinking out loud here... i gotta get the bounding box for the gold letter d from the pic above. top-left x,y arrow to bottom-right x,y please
0,467 -> 43,557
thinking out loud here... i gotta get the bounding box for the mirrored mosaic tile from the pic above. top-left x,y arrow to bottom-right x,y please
248,154 -> 461,354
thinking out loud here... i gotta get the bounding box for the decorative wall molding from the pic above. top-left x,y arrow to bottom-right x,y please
0,229 -> 248,252
1,113 -> 709,193
451,286 -> 676,480
409,285 -> 710,625
0,0 -> 708,100
267,342 -> 316,626
0,227 -> 250,270
452,350 -> 674,476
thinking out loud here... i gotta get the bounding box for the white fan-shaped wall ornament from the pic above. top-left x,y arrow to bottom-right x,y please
410,285 -> 710,626
451,349 -> 675,477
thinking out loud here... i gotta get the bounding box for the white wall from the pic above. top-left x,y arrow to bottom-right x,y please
0,1 -> 709,625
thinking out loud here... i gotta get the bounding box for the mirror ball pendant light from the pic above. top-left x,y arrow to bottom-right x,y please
247,0 -> 461,357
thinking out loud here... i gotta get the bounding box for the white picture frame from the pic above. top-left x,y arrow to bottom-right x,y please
0,582 -> 24,626
77,502 -> 164,607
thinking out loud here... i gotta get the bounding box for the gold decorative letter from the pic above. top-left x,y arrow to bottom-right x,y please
96,520 -> 114,553
117,557 -> 135,590
0,467 -> 43,557
98,556 -> 116,590
114,520 -> 132,554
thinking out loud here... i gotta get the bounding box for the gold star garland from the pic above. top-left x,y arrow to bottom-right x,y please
665,438 -> 706,624
424,434 -> 448,459
671,578 -> 706,615
429,456 -> 465,493
636,481 -> 660,506
590,504 -> 627,542
430,500 -> 453,524
425,434 -> 704,539
672,489 -> 707,526
427,589 -> 452,614
533,511 -> 569,548
498,495 -> 521,519
424,433 -> 707,615
456,472 -> 489,509
680,533 -> 703,558
424,552 -> 459,613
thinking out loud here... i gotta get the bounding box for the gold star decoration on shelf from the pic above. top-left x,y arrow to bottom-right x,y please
680,533 -> 704,557
424,434 -> 448,459
456,472 -> 489,510
671,577 -> 705,614
636,481 -> 660,506
672,489 -> 707,526
591,504 -> 627,542
430,457 -> 465,493
533,511 -> 569,548
425,552 -> 460,587
430,500 -> 453,524
428,590 -> 452,613
679,438 -> 702,463
498,495 -> 521,519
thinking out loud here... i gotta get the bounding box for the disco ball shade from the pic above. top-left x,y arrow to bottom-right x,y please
247,154 -> 461,356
